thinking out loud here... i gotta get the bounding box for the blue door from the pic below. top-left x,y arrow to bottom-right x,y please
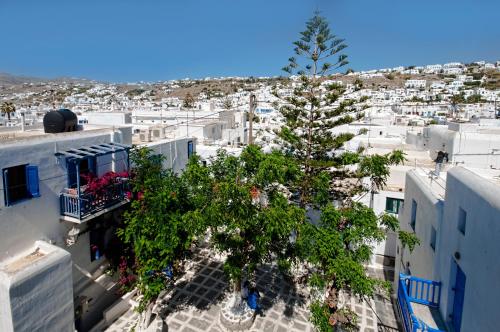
452,264 -> 466,332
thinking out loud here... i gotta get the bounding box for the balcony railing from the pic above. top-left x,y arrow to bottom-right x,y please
60,180 -> 129,220
397,273 -> 446,332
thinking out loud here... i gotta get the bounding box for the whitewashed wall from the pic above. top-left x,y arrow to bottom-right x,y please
0,241 -> 74,332
437,168 -> 500,332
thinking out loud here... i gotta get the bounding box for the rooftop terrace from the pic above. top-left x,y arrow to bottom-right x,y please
0,124 -> 131,145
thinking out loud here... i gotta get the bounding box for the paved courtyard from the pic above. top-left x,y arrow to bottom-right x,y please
106,248 -> 401,332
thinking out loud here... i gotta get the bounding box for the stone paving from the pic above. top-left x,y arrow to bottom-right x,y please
106,249 -> 401,332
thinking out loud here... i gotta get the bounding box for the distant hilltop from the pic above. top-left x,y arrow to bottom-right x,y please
0,60 -> 499,86
0,72 -> 96,86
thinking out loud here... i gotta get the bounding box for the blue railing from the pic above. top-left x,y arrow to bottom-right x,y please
60,180 -> 129,220
397,273 -> 445,332
404,274 -> 441,306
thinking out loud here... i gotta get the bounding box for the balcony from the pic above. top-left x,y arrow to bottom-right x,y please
56,142 -> 131,223
397,273 -> 447,332
60,179 -> 130,222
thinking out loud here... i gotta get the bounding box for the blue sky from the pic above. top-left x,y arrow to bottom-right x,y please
0,0 -> 498,82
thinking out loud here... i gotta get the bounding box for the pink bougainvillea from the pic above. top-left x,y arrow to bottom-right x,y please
117,256 -> 136,294
81,171 -> 129,197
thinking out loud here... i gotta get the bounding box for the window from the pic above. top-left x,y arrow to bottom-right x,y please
187,141 -> 194,158
430,226 -> 437,251
2,164 -> 40,206
67,157 -> 96,188
458,207 -> 467,235
386,197 -> 404,214
410,199 -> 417,231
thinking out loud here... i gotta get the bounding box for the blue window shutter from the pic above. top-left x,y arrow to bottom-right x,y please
2,169 -> 10,205
67,159 -> 77,187
26,165 -> 40,198
188,141 -> 193,157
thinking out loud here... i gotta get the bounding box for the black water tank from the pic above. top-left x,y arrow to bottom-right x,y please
43,109 -> 78,133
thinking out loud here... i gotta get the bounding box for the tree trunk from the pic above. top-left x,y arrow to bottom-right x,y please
232,277 -> 242,309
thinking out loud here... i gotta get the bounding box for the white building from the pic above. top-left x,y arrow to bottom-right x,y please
448,80 -> 464,90
443,67 -> 464,75
425,64 -> 443,73
395,166 -> 500,332
0,123 -> 132,331
443,62 -> 463,69
406,122 -> 500,169
0,112 -> 194,331
405,80 -> 426,89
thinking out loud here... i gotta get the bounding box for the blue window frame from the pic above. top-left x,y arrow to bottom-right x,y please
2,164 -> 40,206
430,226 -> 436,251
458,207 -> 466,235
410,199 -> 417,231
187,140 -> 194,158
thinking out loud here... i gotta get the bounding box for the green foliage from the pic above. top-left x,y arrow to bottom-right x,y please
298,203 -> 385,297
310,300 -> 358,332
183,92 -> 195,108
450,92 -> 485,105
276,15 -> 420,332
359,150 -> 406,192
353,78 -> 363,90
308,272 -> 327,290
466,94 -> 485,103
337,151 -> 361,166
451,93 -> 466,105
0,101 -> 16,120
380,213 -> 399,232
222,95 -> 233,110
275,12 -> 371,206
409,96 -> 425,103
125,88 -> 146,98
309,300 -> 333,332
399,231 -> 421,252
118,147 -> 202,307
463,80 -> 480,87
184,146 -> 305,288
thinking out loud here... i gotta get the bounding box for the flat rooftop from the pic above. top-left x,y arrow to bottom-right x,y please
412,165 -> 500,199
0,241 -> 66,277
2,249 -> 45,275
466,167 -> 500,186
413,166 -> 447,199
0,124 -> 128,144
132,135 -> 189,145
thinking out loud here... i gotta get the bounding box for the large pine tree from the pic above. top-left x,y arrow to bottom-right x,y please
275,13 -> 418,331
274,12 -> 368,206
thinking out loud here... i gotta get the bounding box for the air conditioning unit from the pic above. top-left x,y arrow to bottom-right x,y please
139,130 -> 151,142
152,127 -> 165,140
